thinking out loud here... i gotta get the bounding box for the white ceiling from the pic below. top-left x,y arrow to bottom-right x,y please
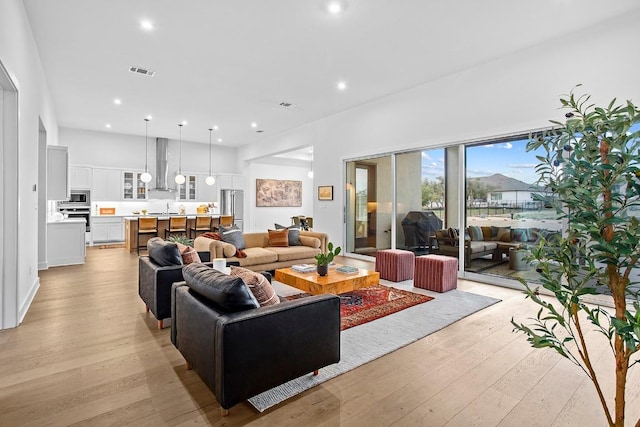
23,0 -> 640,150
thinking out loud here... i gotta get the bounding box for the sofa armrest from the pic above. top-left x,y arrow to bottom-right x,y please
300,231 -> 328,253
194,236 -> 236,258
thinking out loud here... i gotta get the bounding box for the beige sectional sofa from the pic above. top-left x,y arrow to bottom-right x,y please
194,230 -> 328,272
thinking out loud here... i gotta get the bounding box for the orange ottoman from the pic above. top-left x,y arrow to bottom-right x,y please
375,249 -> 415,282
414,255 -> 458,292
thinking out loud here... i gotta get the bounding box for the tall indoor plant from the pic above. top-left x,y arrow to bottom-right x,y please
512,87 -> 640,427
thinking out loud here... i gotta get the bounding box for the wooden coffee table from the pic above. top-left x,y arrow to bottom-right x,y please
275,266 -> 380,295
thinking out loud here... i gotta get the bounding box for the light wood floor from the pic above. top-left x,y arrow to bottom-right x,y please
1,248 -> 639,426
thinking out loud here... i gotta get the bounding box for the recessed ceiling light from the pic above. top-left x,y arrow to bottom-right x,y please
217,138 -> 222,142
213,125 -> 219,130
140,19 -> 154,31
337,81 -> 347,91
251,122 -> 257,128
105,124 -> 111,128
327,1 -> 347,15
114,99 -> 122,105
146,115 -> 152,120
181,120 -> 187,125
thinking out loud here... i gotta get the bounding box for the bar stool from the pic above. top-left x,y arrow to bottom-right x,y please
164,216 -> 187,239
219,215 -> 234,229
190,216 -> 212,238
137,217 -> 158,254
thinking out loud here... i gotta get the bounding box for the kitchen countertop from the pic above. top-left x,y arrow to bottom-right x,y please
47,218 -> 87,224
123,214 -> 220,220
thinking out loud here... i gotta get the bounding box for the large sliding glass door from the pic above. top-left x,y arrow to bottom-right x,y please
463,135 -> 557,285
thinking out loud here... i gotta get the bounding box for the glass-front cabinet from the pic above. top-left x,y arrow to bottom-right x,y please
178,174 -> 197,200
123,171 -> 147,200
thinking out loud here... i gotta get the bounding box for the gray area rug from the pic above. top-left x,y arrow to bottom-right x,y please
247,285 -> 501,412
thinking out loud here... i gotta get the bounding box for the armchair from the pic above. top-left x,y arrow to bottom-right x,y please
170,264 -> 341,414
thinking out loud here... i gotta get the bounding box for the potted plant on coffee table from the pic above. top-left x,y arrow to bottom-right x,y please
315,242 -> 341,276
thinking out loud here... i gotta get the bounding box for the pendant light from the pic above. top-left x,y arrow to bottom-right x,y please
205,128 -> 216,185
175,123 -> 186,185
140,117 -> 152,183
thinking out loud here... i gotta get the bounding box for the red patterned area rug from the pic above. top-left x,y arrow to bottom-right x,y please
287,285 -> 434,331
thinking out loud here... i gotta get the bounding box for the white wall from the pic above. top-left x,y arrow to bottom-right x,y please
246,162 -> 314,232
60,127 -> 238,177
239,10 -> 640,252
0,0 -> 59,328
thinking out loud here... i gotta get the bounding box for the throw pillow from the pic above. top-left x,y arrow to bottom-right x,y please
267,228 -> 289,247
183,263 -> 259,312
274,223 -> 302,246
494,227 -> 512,242
219,225 -> 246,250
230,266 -> 280,307
511,228 -> 529,243
468,225 -> 483,241
148,237 -> 183,266
447,227 -> 459,240
176,242 -> 202,265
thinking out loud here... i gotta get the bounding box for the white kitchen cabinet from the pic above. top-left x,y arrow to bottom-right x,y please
92,168 -> 121,201
47,145 -> 69,200
197,174 -> 218,202
216,174 -> 244,190
70,166 -> 92,189
92,216 -> 124,243
177,174 -> 197,200
123,171 -> 147,200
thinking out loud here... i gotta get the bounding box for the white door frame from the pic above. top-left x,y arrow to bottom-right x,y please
1,59 -> 20,330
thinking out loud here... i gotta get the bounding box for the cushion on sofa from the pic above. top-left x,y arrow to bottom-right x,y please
511,228 -> 529,242
220,225 -> 246,250
468,226 -> 483,241
299,235 -> 321,249
275,223 -> 302,246
176,242 -> 202,264
229,266 -> 280,307
148,237 -> 183,266
230,247 -> 279,266
266,245 -> 322,262
268,229 -> 289,247
494,227 -> 512,242
183,263 -> 259,312
481,226 -> 493,239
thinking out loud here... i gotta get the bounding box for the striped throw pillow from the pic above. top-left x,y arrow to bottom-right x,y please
230,266 -> 280,307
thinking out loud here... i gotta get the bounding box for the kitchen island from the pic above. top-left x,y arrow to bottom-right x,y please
124,215 -> 220,252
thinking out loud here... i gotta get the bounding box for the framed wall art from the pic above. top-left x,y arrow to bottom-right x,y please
318,185 -> 333,201
256,179 -> 302,207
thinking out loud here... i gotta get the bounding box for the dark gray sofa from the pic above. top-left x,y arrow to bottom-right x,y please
170,266 -> 341,414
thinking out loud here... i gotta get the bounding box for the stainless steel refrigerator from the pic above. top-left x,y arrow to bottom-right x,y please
220,189 -> 244,231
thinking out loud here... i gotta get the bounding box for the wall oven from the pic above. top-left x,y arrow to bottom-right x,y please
59,208 -> 91,232
57,190 -> 91,232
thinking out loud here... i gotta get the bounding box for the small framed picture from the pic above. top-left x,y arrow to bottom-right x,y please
318,185 -> 333,201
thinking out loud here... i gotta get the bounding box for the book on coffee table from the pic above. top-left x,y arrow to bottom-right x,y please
336,266 -> 359,274
291,264 -> 316,273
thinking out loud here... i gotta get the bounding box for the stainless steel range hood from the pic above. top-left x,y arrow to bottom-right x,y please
147,137 -> 177,199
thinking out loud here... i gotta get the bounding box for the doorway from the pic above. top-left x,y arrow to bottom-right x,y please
0,59 -> 19,329
345,155 -> 392,256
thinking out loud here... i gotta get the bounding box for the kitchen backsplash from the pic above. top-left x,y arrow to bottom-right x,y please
91,200 -> 219,216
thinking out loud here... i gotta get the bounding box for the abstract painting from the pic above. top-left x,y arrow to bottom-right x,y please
256,179 -> 302,207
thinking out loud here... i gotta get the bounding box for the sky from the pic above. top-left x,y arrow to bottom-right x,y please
421,138 -> 546,186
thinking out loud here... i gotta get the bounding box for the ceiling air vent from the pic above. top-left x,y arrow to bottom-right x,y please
129,66 -> 156,77
279,101 -> 293,108
256,130 -> 265,133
